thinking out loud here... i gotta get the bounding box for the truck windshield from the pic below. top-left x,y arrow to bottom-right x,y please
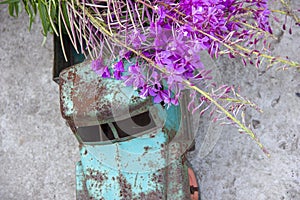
77,111 -> 156,143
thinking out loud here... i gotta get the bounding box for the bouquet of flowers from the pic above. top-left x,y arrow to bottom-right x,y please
2,0 -> 299,155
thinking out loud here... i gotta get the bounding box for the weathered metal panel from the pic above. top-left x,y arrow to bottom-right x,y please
77,132 -> 168,199
76,161 -> 90,200
59,60 -> 151,128
76,138 -> 190,199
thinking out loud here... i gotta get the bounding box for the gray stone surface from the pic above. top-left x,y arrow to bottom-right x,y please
0,7 -> 78,200
0,4 -> 299,200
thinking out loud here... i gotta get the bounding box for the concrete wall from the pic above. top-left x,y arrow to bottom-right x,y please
0,3 -> 299,200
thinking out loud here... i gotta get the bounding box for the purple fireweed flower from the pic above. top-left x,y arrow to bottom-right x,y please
153,89 -> 169,104
148,70 -> 162,89
192,5 -> 205,24
150,22 -> 173,50
124,51 -> 132,60
114,60 -> 124,72
157,6 -> 166,23
222,0 -> 235,8
152,89 -> 179,106
139,84 -> 159,99
156,50 -> 174,67
122,63 -> 146,88
128,64 -> 140,74
119,50 -> 133,61
167,32 -> 190,57
113,71 -> 122,80
142,51 -> 152,59
91,0 -> 273,112
113,60 -> 124,80
102,66 -> 111,78
91,58 -> 104,74
128,29 -> 146,49
91,58 -> 110,78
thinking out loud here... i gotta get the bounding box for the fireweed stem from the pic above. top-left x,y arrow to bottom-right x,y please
130,45 -> 269,156
279,0 -> 300,24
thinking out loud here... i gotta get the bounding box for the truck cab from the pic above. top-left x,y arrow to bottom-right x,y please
55,35 -> 199,200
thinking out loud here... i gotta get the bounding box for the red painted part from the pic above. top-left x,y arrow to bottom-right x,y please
188,167 -> 199,200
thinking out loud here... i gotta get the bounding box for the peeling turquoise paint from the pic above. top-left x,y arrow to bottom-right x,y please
59,60 -> 194,200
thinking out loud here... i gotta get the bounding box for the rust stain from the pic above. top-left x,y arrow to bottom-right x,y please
151,170 -> 165,184
117,174 -> 133,200
60,63 -> 152,130
76,183 -> 90,200
86,168 -> 108,183
142,146 -> 151,156
138,189 -> 164,200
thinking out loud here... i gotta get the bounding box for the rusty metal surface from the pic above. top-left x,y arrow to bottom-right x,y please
59,60 -> 151,128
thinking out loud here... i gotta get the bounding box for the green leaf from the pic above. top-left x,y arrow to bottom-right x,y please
60,1 -> 70,29
23,0 -> 37,30
1,0 -> 21,17
49,0 -> 58,23
15,2 -> 21,17
0,0 -> 20,5
8,3 -> 14,16
30,0 -> 37,14
37,0 -> 50,36
46,0 -> 58,35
